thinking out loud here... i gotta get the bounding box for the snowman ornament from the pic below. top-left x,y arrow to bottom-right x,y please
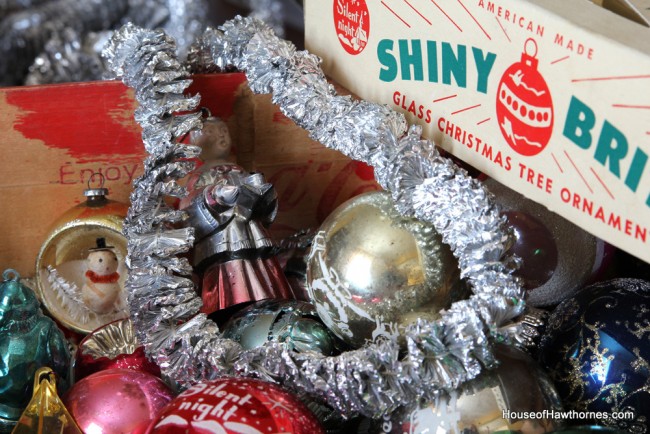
81,238 -> 122,314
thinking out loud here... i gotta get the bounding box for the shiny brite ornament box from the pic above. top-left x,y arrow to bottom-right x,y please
304,0 -> 650,265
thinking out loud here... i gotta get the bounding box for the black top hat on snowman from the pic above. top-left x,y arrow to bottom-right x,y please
89,237 -> 115,252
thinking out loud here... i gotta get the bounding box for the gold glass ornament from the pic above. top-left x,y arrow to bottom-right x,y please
11,367 -> 82,434
307,191 -> 465,348
35,174 -> 130,334
366,345 -> 562,434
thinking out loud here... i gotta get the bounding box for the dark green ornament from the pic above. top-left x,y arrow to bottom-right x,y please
0,269 -> 71,433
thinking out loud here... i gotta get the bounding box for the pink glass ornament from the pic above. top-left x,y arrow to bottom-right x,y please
147,378 -> 324,434
63,368 -> 174,434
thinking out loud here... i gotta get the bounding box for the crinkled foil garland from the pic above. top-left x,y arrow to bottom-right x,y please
105,18 -> 525,419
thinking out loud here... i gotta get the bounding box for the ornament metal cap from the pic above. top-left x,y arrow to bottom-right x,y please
83,173 -> 109,200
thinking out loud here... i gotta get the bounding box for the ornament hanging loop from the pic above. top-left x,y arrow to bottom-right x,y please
84,172 -> 109,206
87,172 -> 106,190
521,38 -> 539,69
33,367 -> 57,394
2,268 -> 20,282
524,38 -> 538,58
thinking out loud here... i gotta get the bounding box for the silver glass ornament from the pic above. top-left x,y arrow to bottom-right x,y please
222,299 -> 340,355
307,191 -> 465,348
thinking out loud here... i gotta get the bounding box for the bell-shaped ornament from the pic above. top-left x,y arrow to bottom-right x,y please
11,368 -> 82,434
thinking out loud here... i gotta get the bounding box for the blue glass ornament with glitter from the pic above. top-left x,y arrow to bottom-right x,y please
539,278 -> 650,433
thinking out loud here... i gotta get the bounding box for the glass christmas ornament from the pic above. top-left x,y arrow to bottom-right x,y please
63,368 -> 175,434
0,269 -> 71,434
74,318 -> 161,382
222,299 -> 341,355
306,191 -> 465,348
539,278 -> 650,433
486,179 -> 611,307
35,174 -> 130,334
11,367 -> 82,434
147,378 -> 324,434
365,345 -> 562,434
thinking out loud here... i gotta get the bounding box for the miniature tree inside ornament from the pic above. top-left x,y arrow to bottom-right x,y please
181,115 -> 301,315
0,270 -> 71,434
35,174 -> 129,334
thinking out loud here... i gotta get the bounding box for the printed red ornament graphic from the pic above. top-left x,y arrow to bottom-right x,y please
147,378 -> 324,434
334,0 -> 370,55
496,39 -> 554,156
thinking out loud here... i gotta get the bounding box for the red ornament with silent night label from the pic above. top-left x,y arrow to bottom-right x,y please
147,378 -> 324,434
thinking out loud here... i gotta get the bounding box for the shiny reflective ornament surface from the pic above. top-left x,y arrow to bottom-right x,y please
147,378 -> 324,434
181,117 -> 297,314
539,278 -> 650,433
307,191 -> 463,347
485,179 -> 611,307
0,270 -> 71,434
368,345 -> 562,434
36,175 -> 130,333
63,368 -> 174,434
11,368 -> 81,434
223,299 -> 341,355
74,318 -> 161,381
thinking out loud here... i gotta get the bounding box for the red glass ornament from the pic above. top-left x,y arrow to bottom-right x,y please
496,38 -> 553,156
63,368 -> 174,434
505,211 -> 558,290
74,319 -> 161,381
147,378 -> 324,434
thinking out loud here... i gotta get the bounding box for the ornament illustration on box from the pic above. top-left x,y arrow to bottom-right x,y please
496,38 -> 554,156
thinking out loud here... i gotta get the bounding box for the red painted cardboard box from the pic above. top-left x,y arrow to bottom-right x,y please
305,0 -> 650,264
0,74 -> 379,277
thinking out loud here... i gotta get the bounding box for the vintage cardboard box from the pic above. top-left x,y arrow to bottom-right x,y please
305,0 -> 650,264
0,74 -> 378,277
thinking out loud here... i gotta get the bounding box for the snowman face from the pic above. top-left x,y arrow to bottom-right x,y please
87,250 -> 119,275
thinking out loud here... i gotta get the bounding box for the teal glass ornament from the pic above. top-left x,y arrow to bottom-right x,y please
0,269 -> 71,433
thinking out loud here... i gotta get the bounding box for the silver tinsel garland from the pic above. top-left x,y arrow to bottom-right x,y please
104,17 -> 525,419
